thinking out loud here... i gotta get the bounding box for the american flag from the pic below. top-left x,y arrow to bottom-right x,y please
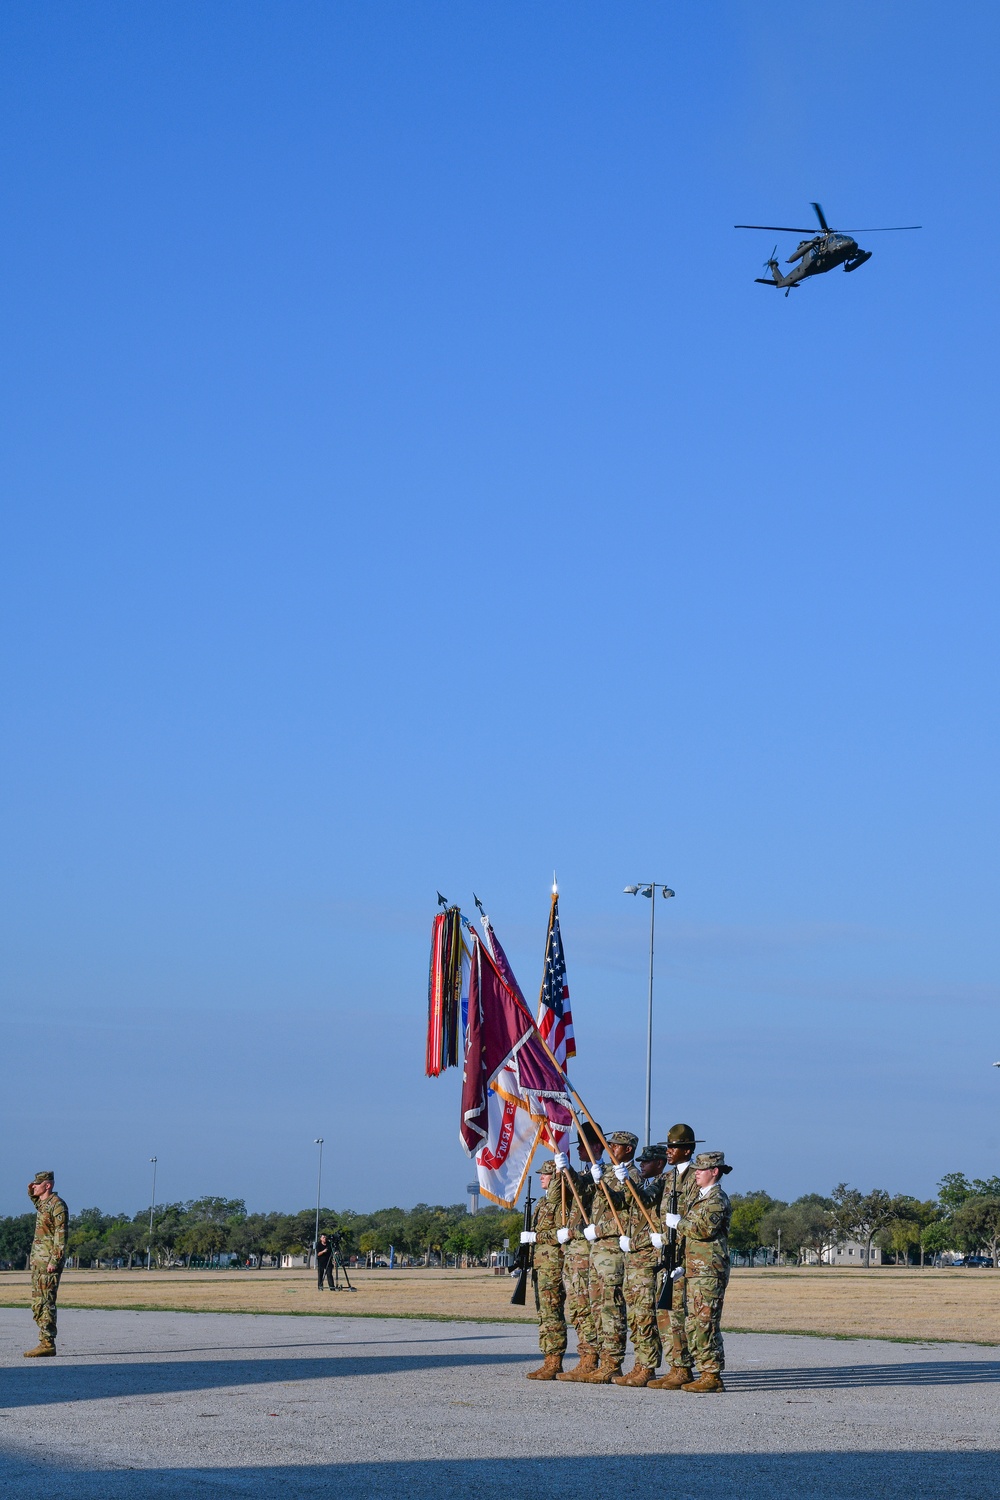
537,892 -> 575,1066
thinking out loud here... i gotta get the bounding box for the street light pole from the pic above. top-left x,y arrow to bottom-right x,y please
147,1157 -> 157,1271
313,1138 -> 324,1270
623,883 -> 675,1147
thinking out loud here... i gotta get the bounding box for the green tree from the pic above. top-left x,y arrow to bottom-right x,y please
952,1198 -> 1000,1266
921,1219 -> 954,1261
729,1192 -> 775,1265
0,1214 -> 36,1269
937,1172 -> 973,1216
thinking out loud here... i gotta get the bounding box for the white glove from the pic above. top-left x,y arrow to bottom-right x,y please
520,1231 -> 536,1244
618,1235 -> 632,1254
583,1224 -> 598,1243
663,1212 -> 681,1230
590,1163 -> 604,1182
556,1226 -> 571,1244
554,1151 -> 569,1171
671,1266 -> 684,1280
650,1232 -> 664,1250
613,1163 -> 628,1182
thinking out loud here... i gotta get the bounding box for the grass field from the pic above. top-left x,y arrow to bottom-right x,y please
1,1265 -> 997,1344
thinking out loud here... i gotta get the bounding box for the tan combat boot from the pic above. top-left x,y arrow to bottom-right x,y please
526,1354 -> 563,1380
23,1342 -> 56,1358
557,1349 -> 598,1382
581,1354 -> 622,1384
612,1364 -> 655,1387
647,1366 -> 692,1390
682,1371 -> 725,1393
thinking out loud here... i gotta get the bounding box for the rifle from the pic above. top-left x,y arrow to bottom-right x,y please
509,1176 -> 535,1306
655,1169 -> 680,1312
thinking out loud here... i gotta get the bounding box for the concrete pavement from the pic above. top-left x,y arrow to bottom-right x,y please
1,1308 -> 997,1496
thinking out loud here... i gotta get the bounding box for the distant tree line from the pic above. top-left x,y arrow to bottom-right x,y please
728,1172 -> 1000,1267
1,1172 -> 998,1271
0,1196 -> 523,1271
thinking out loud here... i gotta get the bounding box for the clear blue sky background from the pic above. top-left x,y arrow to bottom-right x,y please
3,3 -> 997,1218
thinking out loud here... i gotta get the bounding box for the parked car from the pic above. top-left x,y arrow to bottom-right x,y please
964,1256 -> 994,1268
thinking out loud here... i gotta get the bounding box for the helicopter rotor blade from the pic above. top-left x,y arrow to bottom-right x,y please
735,225 -> 817,233
811,202 -> 830,232
841,225 -> 922,232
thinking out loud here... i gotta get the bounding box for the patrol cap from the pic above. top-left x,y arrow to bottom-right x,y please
606,1130 -> 639,1150
538,1159 -> 557,1175
32,1171 -> 54,1184
666,1123 -> 703,1147
692,1151 -> 733,1175
637,1144 -> 668,1165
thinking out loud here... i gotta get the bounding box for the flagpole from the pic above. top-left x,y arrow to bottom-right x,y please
528,1015 -> 660,1237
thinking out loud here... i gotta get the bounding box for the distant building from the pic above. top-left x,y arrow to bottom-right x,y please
467,1182 -> 481,1215
820,1240 -> 882,1266
281,1252 -> 311,1268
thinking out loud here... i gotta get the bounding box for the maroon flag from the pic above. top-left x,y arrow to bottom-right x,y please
461,935 -> 572,1154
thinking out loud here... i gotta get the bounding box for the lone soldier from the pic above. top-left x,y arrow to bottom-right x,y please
613,1141 -> 669,1387
25,1171 -> 67,1357
523,1159 -> 567,1379
662,1149 -> 733,1393
581,1129 -> 640,1384
648,1122 -> 702,1389
554,1123 -> 602,1382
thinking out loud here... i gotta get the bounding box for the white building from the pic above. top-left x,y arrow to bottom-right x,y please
820,1239 -> 882,1266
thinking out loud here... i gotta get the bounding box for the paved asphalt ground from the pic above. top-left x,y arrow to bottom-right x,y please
1,1309 -> 998,1498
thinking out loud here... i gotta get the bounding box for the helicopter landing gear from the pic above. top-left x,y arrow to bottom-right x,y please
844,250 -> 872,272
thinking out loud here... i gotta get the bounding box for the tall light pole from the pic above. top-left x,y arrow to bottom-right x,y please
146,1156 -> 158,1271
313,1139 -> 324,1270
623,883 -> 675,1147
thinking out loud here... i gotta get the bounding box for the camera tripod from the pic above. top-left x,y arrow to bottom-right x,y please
329,1249 -> 354,1291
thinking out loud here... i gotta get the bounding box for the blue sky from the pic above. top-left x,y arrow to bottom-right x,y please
2,3 -> 998,1217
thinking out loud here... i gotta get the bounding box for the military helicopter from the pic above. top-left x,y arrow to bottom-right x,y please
735,203 -> 920,295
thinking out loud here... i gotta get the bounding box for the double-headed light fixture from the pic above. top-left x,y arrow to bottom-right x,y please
623,883 -> 675,1148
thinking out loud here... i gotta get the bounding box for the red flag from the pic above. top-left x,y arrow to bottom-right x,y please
460,935 -> 572,1154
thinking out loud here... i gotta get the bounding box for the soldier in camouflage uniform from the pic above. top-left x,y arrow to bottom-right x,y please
580,1129 -> 641,1384
667,1150 -> 732,1393
613,1141 -> 668,1387
25,1170 -> 68,1357
648,1122 -> 703,1389
522,1160 -> 566,1379
554,1124 -> 602,1382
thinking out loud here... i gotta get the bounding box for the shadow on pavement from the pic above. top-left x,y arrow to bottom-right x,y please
0,1451 -> 998,1498
0,1351 -> 528,1409
728,1360 -> 1000,1391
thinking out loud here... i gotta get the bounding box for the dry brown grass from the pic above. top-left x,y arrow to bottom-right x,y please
1,1265 -> 997,1344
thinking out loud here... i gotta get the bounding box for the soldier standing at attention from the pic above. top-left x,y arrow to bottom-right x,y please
613,1141 -> 668,1387
581,1129 -> 640,1385
24,1171 -> 67,1357
662,1150 -> 733,1393
523,1159 -> 567,1379
554,1123 -> 602,1382
648,1122 -> 702,1390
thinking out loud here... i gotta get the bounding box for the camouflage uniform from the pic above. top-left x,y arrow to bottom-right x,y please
622,1168 -> 664,1372
588,1147 -> 641,1365
28,1178 -> 67,1347
678,1182 -> 732,1375
656,1160 -> 701,1370
532,1173 -> 566,1357
561,1168 -> 597,1357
